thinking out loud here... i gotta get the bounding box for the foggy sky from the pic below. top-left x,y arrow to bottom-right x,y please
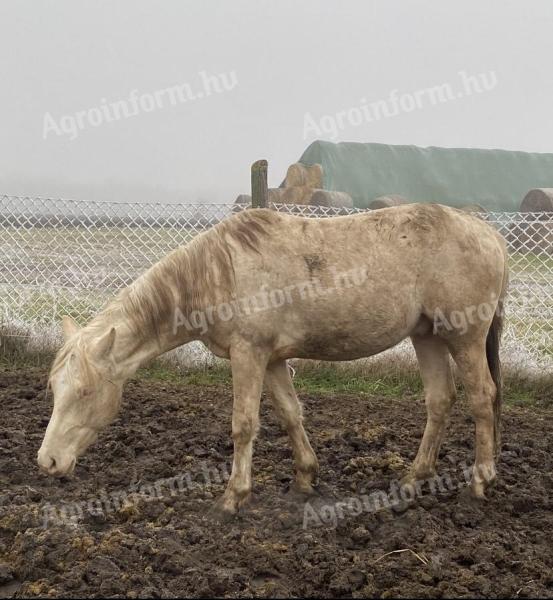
1,0 -> 552,203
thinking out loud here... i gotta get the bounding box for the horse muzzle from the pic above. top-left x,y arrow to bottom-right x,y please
37,448 -> 76,477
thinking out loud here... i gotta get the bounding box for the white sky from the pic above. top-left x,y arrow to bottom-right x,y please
1,0 -> 552,202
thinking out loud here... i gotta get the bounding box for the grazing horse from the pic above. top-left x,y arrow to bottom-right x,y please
38,204 -> 508,516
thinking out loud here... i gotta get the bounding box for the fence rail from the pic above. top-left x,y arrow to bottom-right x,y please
1,195 -> 551,373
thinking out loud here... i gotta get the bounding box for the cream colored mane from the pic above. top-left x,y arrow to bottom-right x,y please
49,209 -> 277,382
112,209 -> 276,341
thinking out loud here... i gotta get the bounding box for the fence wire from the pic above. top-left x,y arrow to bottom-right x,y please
1,195 -> 551,373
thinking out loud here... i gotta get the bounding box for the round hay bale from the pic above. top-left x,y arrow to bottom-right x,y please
520,188 -> 553,212
310,190 -> 353,208
282,163 -> 323,189
459,203 -> 487,213
369,194 -> 409,210
267,188 -> 285,203
269,186 -> 314,205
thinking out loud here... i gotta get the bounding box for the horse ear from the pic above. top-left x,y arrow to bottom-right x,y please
61,316 -> 80,340
94,327 -> 116,358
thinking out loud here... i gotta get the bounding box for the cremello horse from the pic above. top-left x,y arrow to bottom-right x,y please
38,204 -> 508,516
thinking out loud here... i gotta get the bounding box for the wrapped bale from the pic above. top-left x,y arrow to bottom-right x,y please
369,194 -> 409,210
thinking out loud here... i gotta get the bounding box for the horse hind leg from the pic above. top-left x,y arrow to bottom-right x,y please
403,333 -> 456,484
264,359 -> 319,493
448,337 -> 498,498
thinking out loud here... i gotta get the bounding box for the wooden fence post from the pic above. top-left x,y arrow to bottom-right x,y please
251,159 -> 268,208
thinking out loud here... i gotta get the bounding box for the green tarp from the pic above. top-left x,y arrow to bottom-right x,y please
298,140 -> 553,211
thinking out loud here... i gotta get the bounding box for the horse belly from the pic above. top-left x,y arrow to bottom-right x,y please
297,334 -> 403,361
273,305 -> 419,361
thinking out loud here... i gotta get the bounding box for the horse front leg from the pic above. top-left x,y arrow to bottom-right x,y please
215,342 -> 268,517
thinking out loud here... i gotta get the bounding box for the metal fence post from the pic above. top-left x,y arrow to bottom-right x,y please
251,159 -> 268,208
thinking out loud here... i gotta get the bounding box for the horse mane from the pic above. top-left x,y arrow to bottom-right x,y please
106,208 -> 278,343
48,208 -> 278,378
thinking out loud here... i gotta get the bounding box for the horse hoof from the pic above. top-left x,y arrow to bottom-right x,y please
471,483 -> 486,499
470,478 -> 496,500
207,500 -> 238,523
401,467 -> 437,487
468,464 -> 497,500
285,482 -> 319,502
400,473 -> 416,488
400,474 -> 423,493
457,478 -> 490,503
458,485 -> 485,504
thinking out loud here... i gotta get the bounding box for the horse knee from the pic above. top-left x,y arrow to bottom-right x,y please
426,391 -> 455,422
232,412 -> 258,444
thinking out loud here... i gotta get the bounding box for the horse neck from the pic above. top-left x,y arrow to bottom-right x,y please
113,323 -> 168,380
90,237 -> 221,380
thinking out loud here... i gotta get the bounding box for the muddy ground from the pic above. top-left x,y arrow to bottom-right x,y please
0,365 -> 552,599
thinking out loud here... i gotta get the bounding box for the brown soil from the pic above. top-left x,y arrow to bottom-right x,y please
0,365 -> 552,598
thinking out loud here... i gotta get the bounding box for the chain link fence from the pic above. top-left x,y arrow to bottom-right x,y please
1,195 -> 551,374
